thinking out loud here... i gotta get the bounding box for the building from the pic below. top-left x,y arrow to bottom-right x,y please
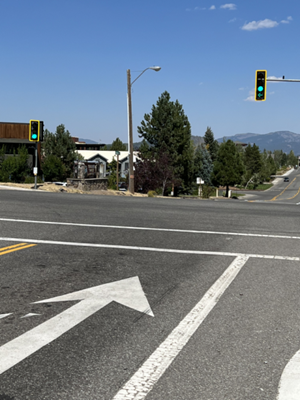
71,137 -> 106,151
76,150 -> 140,178
0,122 -> 42,169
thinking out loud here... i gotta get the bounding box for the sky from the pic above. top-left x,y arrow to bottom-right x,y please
1,0 -> 300,144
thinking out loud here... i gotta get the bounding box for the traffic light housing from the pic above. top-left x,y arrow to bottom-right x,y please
255,70 -> 267,101
29,120 -> 40,142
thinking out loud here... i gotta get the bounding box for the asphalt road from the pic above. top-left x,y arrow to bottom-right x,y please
242,167 -> 300,203
0,189 -> 300,400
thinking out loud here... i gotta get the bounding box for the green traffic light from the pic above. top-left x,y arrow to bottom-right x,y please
258,86 -> 264,92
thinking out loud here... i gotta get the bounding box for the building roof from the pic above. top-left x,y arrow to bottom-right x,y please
76,150 -> 139,162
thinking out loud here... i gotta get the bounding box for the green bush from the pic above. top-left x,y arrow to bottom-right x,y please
0,146 -> 30,182
201,185 -> 215,198
147,190 -> 156,197
24,176 -> 44,184
42,155 -> 66,181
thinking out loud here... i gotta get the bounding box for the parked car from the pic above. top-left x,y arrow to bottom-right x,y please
118,182 -> 128,191
284,177 -> 289,182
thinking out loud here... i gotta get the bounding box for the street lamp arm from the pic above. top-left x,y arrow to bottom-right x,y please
131,66 -> 161,86
131,68 -> 150,86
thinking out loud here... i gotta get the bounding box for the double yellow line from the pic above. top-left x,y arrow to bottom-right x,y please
0,243 -> 36,256
270,177 -> 296,201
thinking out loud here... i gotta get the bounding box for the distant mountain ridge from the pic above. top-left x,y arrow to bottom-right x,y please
81,131 -> 300,155
216,131 -> 300,154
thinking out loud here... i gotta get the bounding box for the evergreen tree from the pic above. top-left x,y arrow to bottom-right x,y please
212,140 -> 245,197
138,139 -> 152,159
137,91 -> 194,191
204,126 -> 219,162
194,145 -> 213,185
287,150 -> 298,167
110,137 -> 127,151
244,143 -> 262,178
42,125 -> 77,179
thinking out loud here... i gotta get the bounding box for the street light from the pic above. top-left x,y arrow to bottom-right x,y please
127,66 -> 161,194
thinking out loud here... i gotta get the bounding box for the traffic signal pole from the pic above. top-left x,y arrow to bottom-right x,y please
34,143 -> 38,190
267,77 -> 300,83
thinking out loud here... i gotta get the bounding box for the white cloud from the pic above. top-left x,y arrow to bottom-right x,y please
195,6 -> 206,10
221,4 -> 237,10
244,89 -> 255,102
239,87 -> 245,90
242,19 -> 279,31
228,18 -> 236,23
209,5 -> 216,10
281,16 -> 293,24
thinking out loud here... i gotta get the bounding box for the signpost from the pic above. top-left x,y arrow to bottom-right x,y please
197,177 -> 204,197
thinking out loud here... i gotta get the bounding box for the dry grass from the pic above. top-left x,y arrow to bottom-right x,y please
0,182 -> 147,196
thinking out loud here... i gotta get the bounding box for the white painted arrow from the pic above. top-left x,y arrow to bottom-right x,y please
0,276 -> 153,375
277,349 -> 300,400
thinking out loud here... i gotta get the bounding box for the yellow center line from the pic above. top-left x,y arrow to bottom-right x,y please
0,243 -> 37,256
270,177 -> 296,201
0,243 -> 28,252
287,185 -> 300,200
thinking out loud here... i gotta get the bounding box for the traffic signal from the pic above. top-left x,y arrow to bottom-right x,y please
255,70 -> 267,101
29,120 -> 40,142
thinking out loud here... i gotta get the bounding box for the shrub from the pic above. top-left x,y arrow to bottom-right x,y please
42,155 -> 66,181
147,190 -> 156,197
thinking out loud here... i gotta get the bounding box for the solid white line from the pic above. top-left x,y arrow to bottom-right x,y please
0,314 -> 12,320
277,349 -> 300,400
1,217 -> 300,241
112,255 -> 249,400
0,237 -> 299,261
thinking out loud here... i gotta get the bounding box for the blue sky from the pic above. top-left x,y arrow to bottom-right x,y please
1,0 -> 299,144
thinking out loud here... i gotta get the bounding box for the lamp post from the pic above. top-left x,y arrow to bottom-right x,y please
127,66 -> 161,194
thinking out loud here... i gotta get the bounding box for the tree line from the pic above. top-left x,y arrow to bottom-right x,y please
0,94 -> 298,190
133,91 -> 298,196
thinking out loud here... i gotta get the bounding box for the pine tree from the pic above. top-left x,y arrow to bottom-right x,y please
212,140 -> 245,197
110,137 -> 127,151
194,145 -> 213,185
137,91 -> 193,191
204,126 -> 219,162
42,124 -> 77,179
244,143 -> 262,180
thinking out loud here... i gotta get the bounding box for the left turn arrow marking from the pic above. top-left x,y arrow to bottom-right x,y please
0,276 -> 153,375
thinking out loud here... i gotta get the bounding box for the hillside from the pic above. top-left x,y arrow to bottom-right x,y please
216,131 -> 300,154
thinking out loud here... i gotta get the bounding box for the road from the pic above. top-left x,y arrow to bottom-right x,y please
242,167 -> 300,203
1,188 -> 300,399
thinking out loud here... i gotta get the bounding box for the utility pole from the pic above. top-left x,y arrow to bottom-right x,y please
127,69 -> 134,194
126,66 -> 161,194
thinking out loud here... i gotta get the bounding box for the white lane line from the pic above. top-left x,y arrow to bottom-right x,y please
1,218 -> 300,241
112,255 -> 249,400
0,237 -> 299,261
0,314 -> 12,320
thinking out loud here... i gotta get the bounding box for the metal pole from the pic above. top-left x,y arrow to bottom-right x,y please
116,153 -> 119,190
127,69 -> 134,194
267,78 -> 300,82
34,143 -> 38,190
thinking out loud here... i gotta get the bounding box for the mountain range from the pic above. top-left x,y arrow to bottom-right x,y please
216,131 -> 300,154
81,131 -> 300,155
